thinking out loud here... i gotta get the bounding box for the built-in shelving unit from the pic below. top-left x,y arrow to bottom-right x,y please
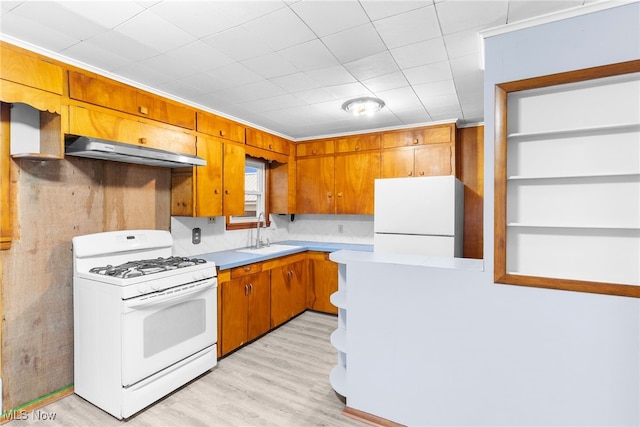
329,264 -> 348,397
495,62 -> 640,297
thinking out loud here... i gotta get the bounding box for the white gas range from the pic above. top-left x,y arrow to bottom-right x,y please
72,230 -> 217,419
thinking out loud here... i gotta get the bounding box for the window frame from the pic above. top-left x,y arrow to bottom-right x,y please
226,156 -> 270,230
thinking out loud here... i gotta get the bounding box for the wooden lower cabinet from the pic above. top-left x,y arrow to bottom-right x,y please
218,251 -> 339,357
270,259 -> 307,328
220,270 -> 270,355
306,251 -> 338,315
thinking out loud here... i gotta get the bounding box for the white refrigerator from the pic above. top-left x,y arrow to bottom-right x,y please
374,175 -> 464,257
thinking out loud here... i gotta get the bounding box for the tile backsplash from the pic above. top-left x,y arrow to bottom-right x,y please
171,214 -> 374,257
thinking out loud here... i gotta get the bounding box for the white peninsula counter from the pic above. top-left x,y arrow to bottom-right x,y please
328,249 -> 639,427
328,250 -> 484,425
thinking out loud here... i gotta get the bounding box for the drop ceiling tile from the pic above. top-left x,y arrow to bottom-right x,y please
294,87 -> 336,104
58,0 -> 145,29
242,53 -> 298,79
231,80 -> 288,104
290,0 -> 370,37
11,1 -> 109,40
373,5 -> 440,49
377,86 -> 424,112
244,7 -> 316,51
436,0 -> 508,35
360,0 -> 429,21
203,26 -> 274,62
404,61 -> 453,86
279,39 -> 340,72
207,62 -> 264,87
0,11 -> 80,53
390,37 -> 448,69
181,72 -> 232,94
166,41 -> 235,73
305,65 -> 357,86
454,70 -> 484,98
61,41 -> 133,72
0,2 -> 21,13
115,10 -> 196,53
209,0 -> 287,27
324,82 -> 372,100
443,29 -> 483,59
85,30 -> 160,62
343,51 -> 399,82
449,53 -> 483,79
413,80 -> 457,103
322,22 -> 386,63
111,61 -> 174,87
271,72 -> 320,93
507,0 -> 584,23
156,79 -> 210,101
394,108 -> 432,124
148,1 -> 235,38
362,71 -> 410,93
137,54 -> 201,81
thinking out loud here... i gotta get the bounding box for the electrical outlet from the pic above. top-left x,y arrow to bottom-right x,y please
208,217 -> 216,224
338,224 -> 344,234
192,227 -> 201,244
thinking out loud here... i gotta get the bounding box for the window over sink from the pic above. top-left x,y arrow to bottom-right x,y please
227,157 -> 269,229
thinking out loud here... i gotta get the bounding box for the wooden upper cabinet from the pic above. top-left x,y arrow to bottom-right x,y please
0,44 -> 63,95
246,128 -> 289,155
296,140 -> 334,158
68,71 -> 195,129
1,103 -> 12,250
223,142 -> 246,216
195,135 -> 224,217
414,144 -> 452,177
382,124 -> 453,148
68,104 -> 196,155
335,134 -> 381,153
296,156 -> 335,214
335,152 -> 380,214
197,112 -> 245,143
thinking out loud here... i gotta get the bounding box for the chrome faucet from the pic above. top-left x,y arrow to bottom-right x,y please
256,212 -> 265,249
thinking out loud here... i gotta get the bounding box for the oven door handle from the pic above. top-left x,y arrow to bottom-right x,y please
124,279 -> 216,310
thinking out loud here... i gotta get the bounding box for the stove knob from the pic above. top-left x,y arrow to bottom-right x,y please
193,272 -> 203,281
137,284 -> 148,294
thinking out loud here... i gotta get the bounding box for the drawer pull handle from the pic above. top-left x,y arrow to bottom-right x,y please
244,266 -> 252,272
219,130 -> 225,137
139,137 -> 147,145
139,106 -> 149,115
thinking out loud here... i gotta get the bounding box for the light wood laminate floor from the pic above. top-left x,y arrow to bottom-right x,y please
14,311 -> 363,427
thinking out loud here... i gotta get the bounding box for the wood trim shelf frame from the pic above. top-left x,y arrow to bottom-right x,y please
494,59 -> 640,298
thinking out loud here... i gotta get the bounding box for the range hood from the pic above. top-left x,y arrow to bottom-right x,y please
65,136 -> 206,168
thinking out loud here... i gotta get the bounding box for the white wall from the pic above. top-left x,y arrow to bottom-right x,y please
171,214 -> 373,256
477,2 -> 640,425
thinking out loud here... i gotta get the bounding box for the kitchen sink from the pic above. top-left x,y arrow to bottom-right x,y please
236,244 -> 302,255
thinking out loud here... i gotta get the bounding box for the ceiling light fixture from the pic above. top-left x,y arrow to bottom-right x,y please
341,97 -> 385,116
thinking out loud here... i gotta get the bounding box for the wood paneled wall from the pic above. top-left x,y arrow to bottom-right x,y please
457,125 -> 484,259
0,157 -> 170,411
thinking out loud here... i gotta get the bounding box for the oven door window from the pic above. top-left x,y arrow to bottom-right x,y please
121,285 -> 216,387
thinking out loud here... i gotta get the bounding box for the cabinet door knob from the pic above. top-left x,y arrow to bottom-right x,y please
412,138 -> 419,145
268,144 -> 273,149
214,189 -> 219,194
419,171 -> 425,176
327,192 -> 333,198
225,190 -> 230,195
408,171 -> 413,176
139,137 -> 147,145
337,192 -> 343,198
139,106 -> 149,115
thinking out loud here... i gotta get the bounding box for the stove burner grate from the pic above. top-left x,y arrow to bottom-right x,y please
89,256 -> 207,278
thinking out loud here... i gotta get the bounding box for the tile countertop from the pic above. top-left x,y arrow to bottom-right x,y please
193,240 -> 374,270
